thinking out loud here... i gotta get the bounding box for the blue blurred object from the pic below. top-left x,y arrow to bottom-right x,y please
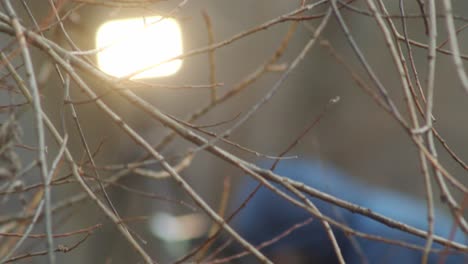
232,159 -> 466,263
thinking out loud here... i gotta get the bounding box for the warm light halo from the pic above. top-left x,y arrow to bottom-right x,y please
96,16 -> 183,79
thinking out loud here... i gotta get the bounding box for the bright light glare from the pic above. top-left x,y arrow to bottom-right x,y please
96,16 -> 183,79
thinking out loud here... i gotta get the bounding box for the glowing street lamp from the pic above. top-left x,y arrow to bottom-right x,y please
96,16 -> 183,79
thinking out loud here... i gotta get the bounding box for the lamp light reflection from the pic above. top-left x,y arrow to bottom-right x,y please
149,212 -> 209,242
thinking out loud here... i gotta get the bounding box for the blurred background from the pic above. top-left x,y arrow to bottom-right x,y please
0,0 -> 467,263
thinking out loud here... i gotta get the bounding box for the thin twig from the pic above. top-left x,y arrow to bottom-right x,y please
191,8 -> 333,156
441,0 -> 468,95
2,1 -> 54,263
202,10 -> 217,103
